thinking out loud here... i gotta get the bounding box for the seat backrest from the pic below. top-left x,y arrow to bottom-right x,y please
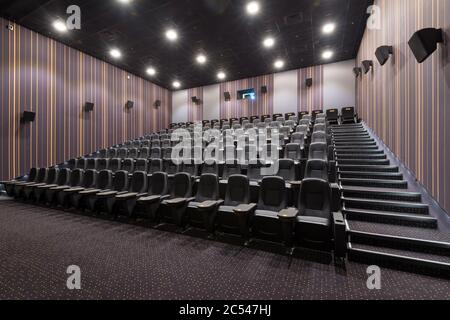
304,159 -> 328,180
315,118 -> 326,125
222,162 -> 241,180
150,147 -> 162,159
112,171 -> 129,191
149,172 -> 169,196
107,148 -> 117,158
97,159 -> 109,171
308,142 -> 328,161
130,171 -> 148,193
296,125 -> 308,134
86,158 -> 97,170
98,149 -> 107,158
299,119 -> 310,126
135,159 -> 148,172
69,169 -> 84,187
163,159 -> 178,175
46,168 -> 59,184
195,174 -> 219,202
202,162 -> 219,176
258,176 -> 286,212
128,148 -> 139,159
342,107 -> 355,119
139,147 -> 150,159
27,168 -> 38,182
57,168 -> 71,186
162,147 -> 172,160
149,159 -> 163,174
284,143 -> 301,160
171,173 -> 192,198
82,170 -> 98,188
280,126 -> 291,137
298,178 -> 331,220
35,168 -> 48,183
247,163 -> 262,181
118,148 -> 128,159
314,124 -> 326,133
311,131 -> 327,144
181,160 -> 199,176
291,132 -> 305,147
109,158 -> 122,172
76,158 -> 86,170
326,108 -> 339,120
161,139 -> 171,148
96,170 -> 113,189
122,158 -> 135,173
277,159 -> 296,181
224,174 -> 250,206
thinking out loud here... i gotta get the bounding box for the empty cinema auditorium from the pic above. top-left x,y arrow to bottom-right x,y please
0,0 -> 449,304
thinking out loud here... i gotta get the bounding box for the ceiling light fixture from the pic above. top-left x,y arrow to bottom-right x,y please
322,23 -> 336,34
109,49 -> 122,59
173,81 -> 181,88
274,59 -> 285,69
322,50 -> 334,59
263,37 -> 275,48
146,67 -> 156,76
165,29 -> 178,41
217,72 -> 226,80
53,20 -> 68,33
246,1 -> 260,15
196,54 -> 207,64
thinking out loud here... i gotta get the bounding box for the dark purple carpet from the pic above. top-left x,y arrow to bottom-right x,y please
0,199 -> 449,300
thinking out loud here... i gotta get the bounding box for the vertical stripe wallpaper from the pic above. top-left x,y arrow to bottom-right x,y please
0,18 -> 172,181
356,0 -> 450,214
297,65 -> 324,112
219,74 -> 274,119
187,87 -> 203,122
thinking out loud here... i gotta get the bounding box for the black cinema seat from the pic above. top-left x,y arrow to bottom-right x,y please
110,171 -> 148,217
46,169 -> 84,206
160,173 -> 194,225
134,172 -> 170,220
77,170 -> 113,210
341,107 -> 357,124
309,142 -> 328,161
251,176 -> 287,244
305,160 -> 328,180
96,159 -> 109,171
217,175 -> 256,240
59,170 -> 98,208
34,169 -> 71,203
326,109 -> 339,125
135,159 -> 148,172
87,170 -> 129,213
23,167 -> 59,201
2,168 -> 38,197
15,168 -> 48,199
109,158 -> 122,172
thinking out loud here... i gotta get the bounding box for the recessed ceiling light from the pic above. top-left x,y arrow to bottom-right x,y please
146,67 -> 156,76
263,37 -> 275,48
217,72 -> 226,80
53,20 -> 68,33
173,81 -> 181,88
322,50 -> 334,59
117,0 -> 132,3
165,29 -> 178,41
274,59 -> 285,69
109,49 -> 122,59
196,54 -> 207,64
246,1 -> 260,15
322,23 -> 336,34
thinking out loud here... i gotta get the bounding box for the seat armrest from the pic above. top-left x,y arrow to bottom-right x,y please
138,195 -> 161,204
289,180 -> 302,188
116,192 -> 139,200
233,203 -> 257,215
331,183 -> 341,212
38,184 -> 57,189
278,208 -> 299,220
165,198 -> 189,206
333,211 -> 347,259
79,189 -> 107,195
50,185 -> 70,191
96,191 -> 119,198
197,200 -> 223,211
64,187 -> 85,193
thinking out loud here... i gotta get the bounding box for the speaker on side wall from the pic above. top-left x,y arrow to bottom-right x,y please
353,67 -> 362,77
21,111 -> 36,123
305,78 -> 313,87
408,28 -> 444,63
362,60 -> 373,74
375,46 -> 394,66
261,86 -> 268,94
224,92 -> 231,101
154,100 -> 161,108
84,102 -> 94,112
125,101 -> 134,109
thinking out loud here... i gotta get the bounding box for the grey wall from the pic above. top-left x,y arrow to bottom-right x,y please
323,59 -> 356,110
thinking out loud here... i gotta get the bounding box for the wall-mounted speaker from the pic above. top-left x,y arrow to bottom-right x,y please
375,46 -> 394,65
408,28 -> 444,63
125,100 -> 134,109
224,92 -> 231,101
154,100 -> 161,108
261,86 -> 268,94
21,111 -> 36,123
191,96 -> 201,104
84,102 -> 94,112
362,60 -> 373,74
305,78 -> 313,87
353,67 -> 362,77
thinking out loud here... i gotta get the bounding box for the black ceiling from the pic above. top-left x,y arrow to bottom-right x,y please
1,0 -> 373,90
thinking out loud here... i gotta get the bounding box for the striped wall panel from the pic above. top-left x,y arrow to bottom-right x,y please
219,74 -> 274,119
0,18 -> 171,181
187,87 -> 203,122
297,65 -> 324,112
356,0 -> 450,214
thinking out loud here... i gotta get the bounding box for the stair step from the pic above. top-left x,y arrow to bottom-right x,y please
347,220 -> 450,245
337,159 -> 390,165
336,150 -> 384,155
340,178 -> 408,189
342,197 -> 429,214
334,142 -> 377,147
336,154 -> 387,160
348,243 -> 450,278
338,171 -> 402,180
335,146 -> 379,150
338,165 -> 399,173
341,186 -> 422,202
343,206 -> 437,228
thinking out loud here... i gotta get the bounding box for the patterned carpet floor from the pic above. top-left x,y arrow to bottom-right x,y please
0,199 -> 449,300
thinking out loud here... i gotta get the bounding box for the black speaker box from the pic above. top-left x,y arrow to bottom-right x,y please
353,67 -> 362,77
84,102 -> 94,112
125,101 -> 134,109
154,100 -> 161,107
375,46 -> 394,65
224,92 -> 231,101
305,78 -> 313,87
21,111 -> 36,123
408,28 -> 443,63
261,86 -> 268,94
362,60 -> 373,74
